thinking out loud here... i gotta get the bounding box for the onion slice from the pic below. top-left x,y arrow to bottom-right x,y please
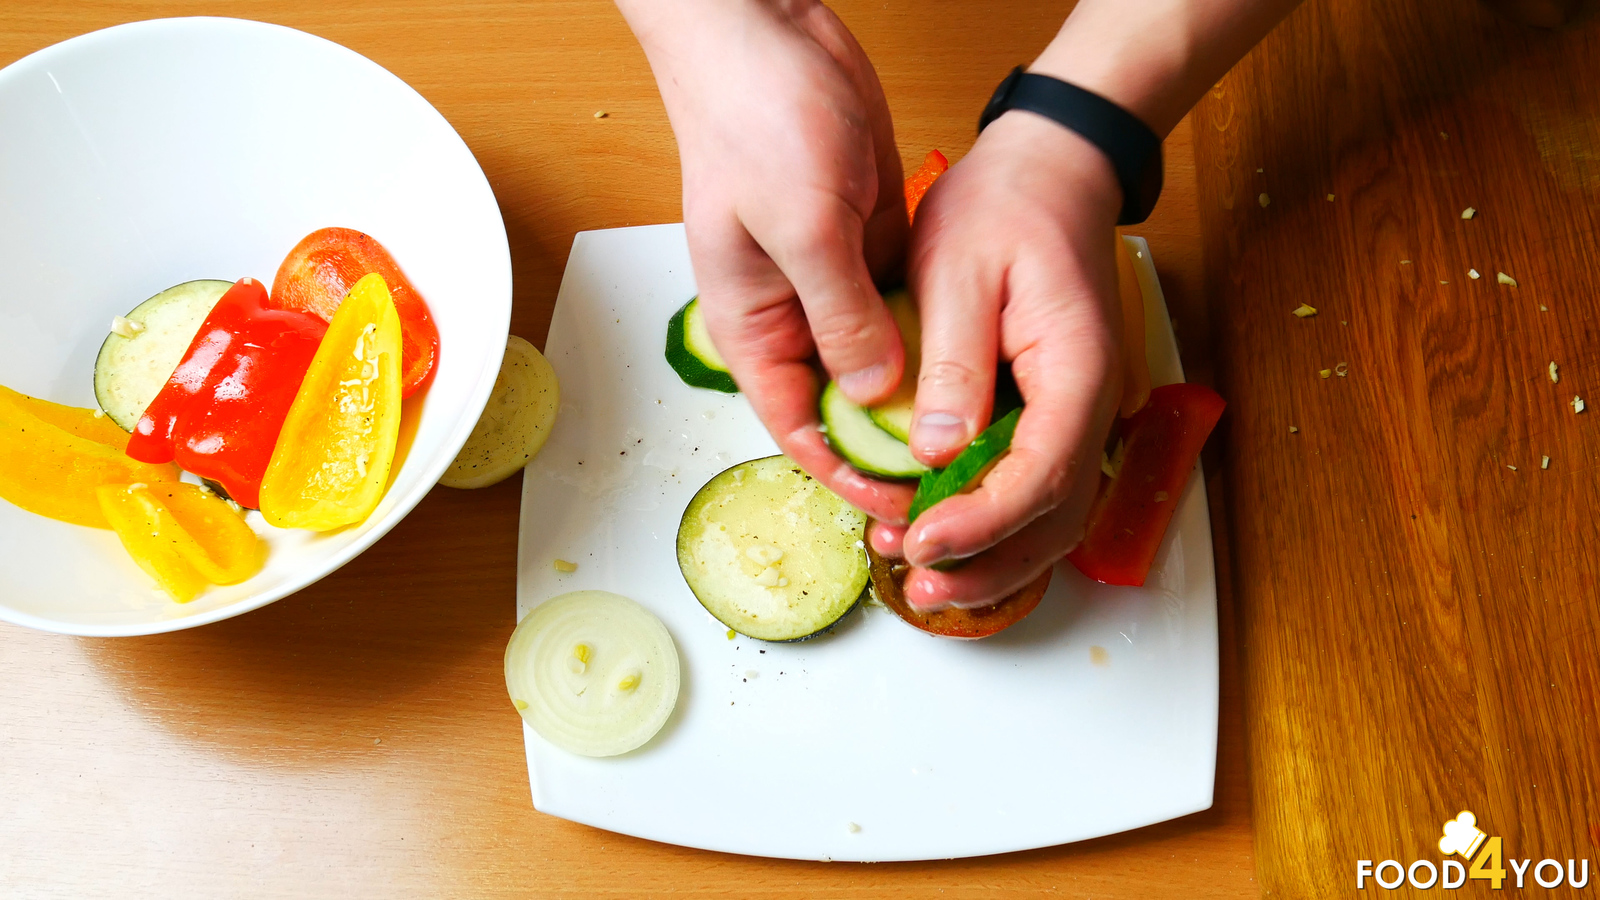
505,590 -> 680,757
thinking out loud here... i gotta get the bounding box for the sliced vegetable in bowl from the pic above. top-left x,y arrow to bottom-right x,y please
93,279 -> 232,431
0,385 -> 181,528
271,227 -> 441,397
677,455 -> 869,642
259,272 -> 404,531
97,482 -> 264,603
440,335 -> 559,489
123,277 -> 328,510
506,590 -> 681,757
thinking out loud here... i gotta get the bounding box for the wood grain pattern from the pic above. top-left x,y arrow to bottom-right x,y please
1194,0 -> 1600,895
0,2 -> 1252,897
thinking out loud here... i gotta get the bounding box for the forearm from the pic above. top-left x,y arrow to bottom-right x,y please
1030,0 -> 1302,136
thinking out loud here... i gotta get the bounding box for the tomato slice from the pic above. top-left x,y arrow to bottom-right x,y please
1067,383 -> 1226,586
865,529 -> 1048,639
270,227 -> 439,397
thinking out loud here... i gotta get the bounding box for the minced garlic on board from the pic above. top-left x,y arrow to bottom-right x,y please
1293,304 -> 1318,318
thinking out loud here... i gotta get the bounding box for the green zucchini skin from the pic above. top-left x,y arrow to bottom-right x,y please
819,381 -> 930,479
677,455 -> 869,642
665,296 -> 739,394
908,407 -> 1021,523
93,279 -> 233,431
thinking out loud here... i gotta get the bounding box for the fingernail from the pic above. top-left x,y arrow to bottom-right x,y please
914,543 -> 951,567
837,363 -> 890,399
911,412 -> 968,453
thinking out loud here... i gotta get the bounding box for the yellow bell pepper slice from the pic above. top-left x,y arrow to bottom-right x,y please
0,383 -> 132,449
0,386 -> 179,528
97,483 -> 265,602
259,272 -> 403,531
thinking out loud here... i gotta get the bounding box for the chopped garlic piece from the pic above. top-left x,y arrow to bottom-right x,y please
1574,396 -> 1586,414
1153,491 -> 1169,503
1319,369 -> 1332,379
594,110 -> 609,119
1496,271 -> 1517,286
754,566 -> 782,587
1461,207 -> 1476,219
1327,194 -> 1336,201
1549,362 -> 1559,383
1542,456 -> 1550,469
110,315 -> 144,338
1540,305 -> 1548,312
1468,269 -> 1481,280
776,577 -> 789,587
846,822 -> 862,834
1135,250 -> 1143,258
616,670 -> 641,692
1256,167 -> 1265,173
1335,362 -> 1349,377
726,629 -> 736,640
1506,465 -> 1517,472
91,408 -> 105,418
553,559 -> 578,573
512,698 -> 528,711
1100,452 -> 1117,479
1400,260 -> 1412,265
1289,426 -> 1299,434
1293,304 -> 1318,318
1258,193 -> 1270,208
568,643 -> 589,674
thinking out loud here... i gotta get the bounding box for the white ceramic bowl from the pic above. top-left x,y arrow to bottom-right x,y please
0,18 -> 511,636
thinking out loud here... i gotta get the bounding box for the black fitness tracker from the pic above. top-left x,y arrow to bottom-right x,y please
979,66 -> 1164,225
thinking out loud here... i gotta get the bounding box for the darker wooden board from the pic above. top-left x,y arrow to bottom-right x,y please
1194,0 -> 1600,895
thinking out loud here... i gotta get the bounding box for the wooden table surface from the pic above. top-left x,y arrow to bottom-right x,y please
1196,1 -> 1600,896
3,0 -> 1590,897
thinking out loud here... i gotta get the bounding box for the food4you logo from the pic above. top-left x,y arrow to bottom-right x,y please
1357,811 -> 1591,890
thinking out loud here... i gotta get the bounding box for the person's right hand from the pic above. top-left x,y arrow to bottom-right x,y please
620,0 -> 916,523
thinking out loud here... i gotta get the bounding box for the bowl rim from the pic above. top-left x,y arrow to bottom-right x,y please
0,16 -> 512,637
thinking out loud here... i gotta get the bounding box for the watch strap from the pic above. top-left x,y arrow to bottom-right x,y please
979,66 -> 1163,226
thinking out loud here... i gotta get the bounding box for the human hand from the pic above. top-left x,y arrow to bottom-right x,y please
622,0 -> 915,523
867,110 -> 1126,611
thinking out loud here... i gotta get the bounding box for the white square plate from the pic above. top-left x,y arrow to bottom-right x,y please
517,224 -> 1217,861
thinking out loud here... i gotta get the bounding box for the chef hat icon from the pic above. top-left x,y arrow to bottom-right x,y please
1439,811 -> 1487,858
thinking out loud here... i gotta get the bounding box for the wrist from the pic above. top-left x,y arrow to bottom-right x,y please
1028,4 -> 1194,137
976,112 -> 1122,227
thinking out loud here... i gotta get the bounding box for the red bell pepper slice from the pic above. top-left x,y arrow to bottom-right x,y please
1067,382 -> 1225,587
904,149 -> 948,225
270,227 -> 440,397
125,278 -> 327,510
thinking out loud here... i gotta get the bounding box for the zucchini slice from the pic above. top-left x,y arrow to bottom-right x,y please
677,455 -> 869,641
665,296 -> 738,393
865,530 -> 1050,639
819,381 -> 930,479
864,288 -> 918,441
440,335 -> 560,489
93,280 -> 232,431
908,407 -> 1020,523
505,590 -> 681,757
